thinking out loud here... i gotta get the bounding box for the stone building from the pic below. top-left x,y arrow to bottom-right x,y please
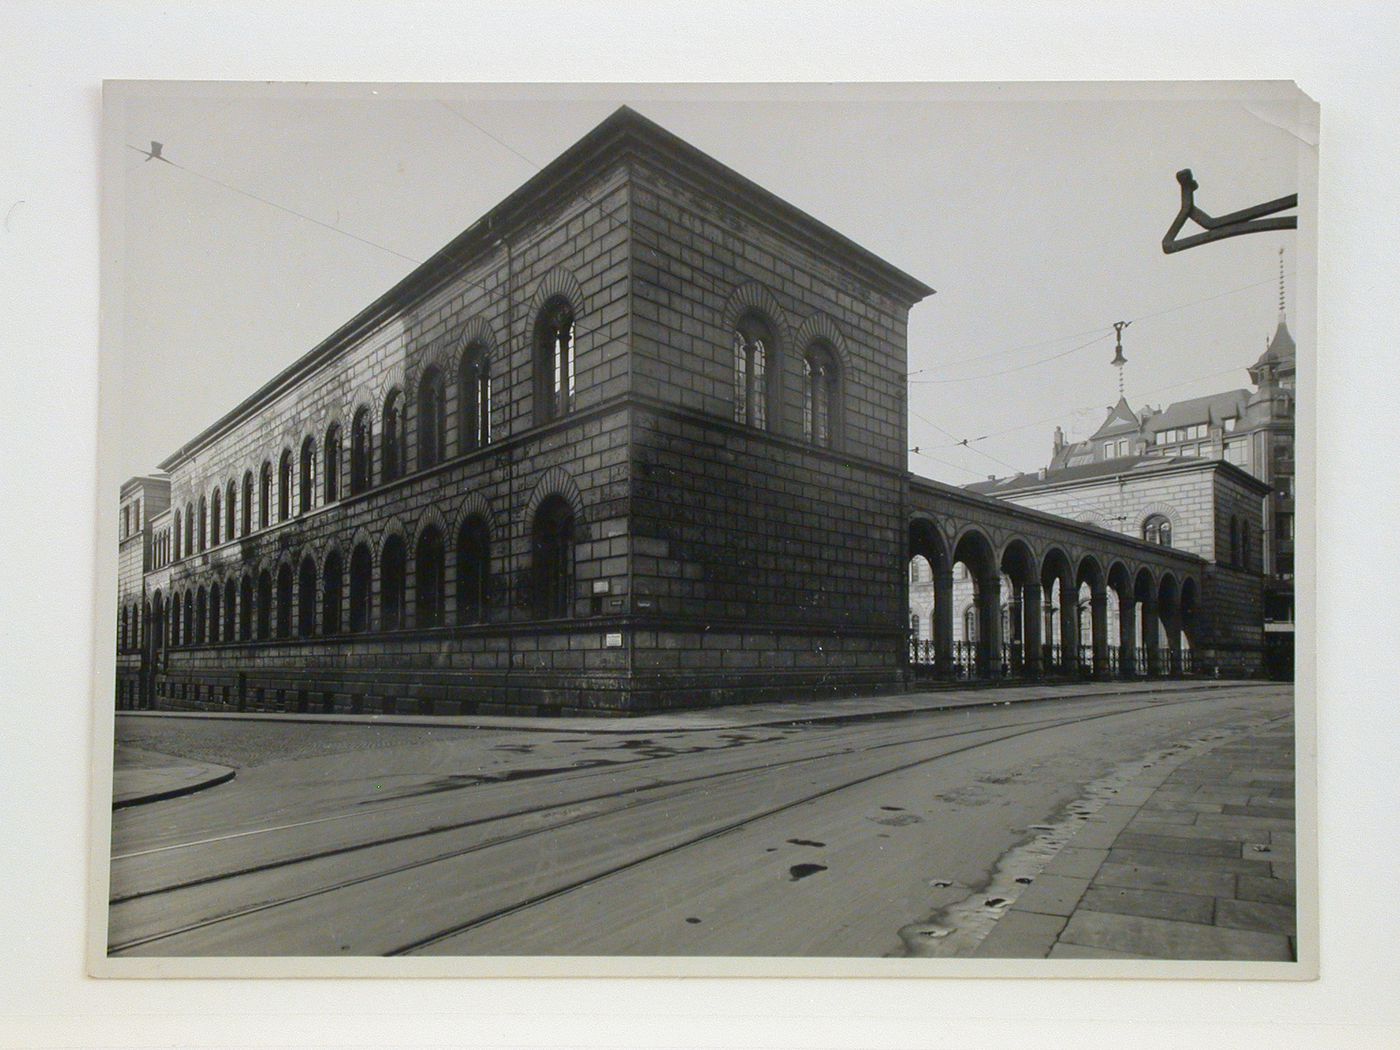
115,107 -> 1266,714
976,276 -> 1296,678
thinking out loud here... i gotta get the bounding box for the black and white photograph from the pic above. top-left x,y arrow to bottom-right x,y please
94,81 -> 1316,975
14,3 -> 1400,1048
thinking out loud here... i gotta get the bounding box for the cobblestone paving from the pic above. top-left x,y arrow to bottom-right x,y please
974,715 -> 1297,961
114,719 -> 461,769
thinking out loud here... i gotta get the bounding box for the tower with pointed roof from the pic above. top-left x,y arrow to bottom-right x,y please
989,253 -> 1297,678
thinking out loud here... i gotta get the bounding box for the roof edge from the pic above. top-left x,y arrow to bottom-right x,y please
159,106 -> 935,472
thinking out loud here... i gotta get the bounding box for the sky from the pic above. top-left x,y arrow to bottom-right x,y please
109,82 -> 1311,486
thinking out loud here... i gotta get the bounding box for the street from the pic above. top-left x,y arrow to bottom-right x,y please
107,682 -> 1293,958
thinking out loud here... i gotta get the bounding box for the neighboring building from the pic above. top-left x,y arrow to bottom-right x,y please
970,271 -> 1296,678
967,455 -> 1270,676
116,107 -> 1266,715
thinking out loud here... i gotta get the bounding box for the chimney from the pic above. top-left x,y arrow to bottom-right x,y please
1053,425 -> 1065,452
1038,467 -> 1047,480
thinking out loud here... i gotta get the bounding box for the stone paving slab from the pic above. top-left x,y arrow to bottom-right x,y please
1093,861 -> 1238,899
1079,885 -> 1215,925
1216,898 -> 1297,936
1058,909 -> 1293,960
981,714 -> 1297,962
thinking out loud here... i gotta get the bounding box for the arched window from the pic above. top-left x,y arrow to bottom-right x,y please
242,471 -> 254,535
208,582 -> 220,642
460,344 -> 491,451
322,551 -> 343,635
120,606 -> 128,650
276,563 -> 293,638
297,556 -> 317,638
1143,514 -> 1172,547
173,509 -> 182,560
226,480 -> 237,540
532,496 -> 575,620
256,570 -> 272,640
415,525 -> 445,628
324,424 -> 341,503
733,315 -> 771,429
417,366 -> 446,469
963,605 -> 978,643
223,582 -> 236,642
299,437 -> 316,514
197,497 -> 207,552
382,389 -> 404,482
259,461 -> 273,529
381,535 -> 407,630
456,515 -> 491,624
185,502 -> 195,554
802,344 -> 839,448
350,407 -> 372,494
349,544 -> 372,632
210,488 -> 222,546
151,592 -> 164,650
910,613 -> 920,639
534,298 -> 576,424
183,591 -> 193,646
239,576 -> 253,640
278,450 -> 293,522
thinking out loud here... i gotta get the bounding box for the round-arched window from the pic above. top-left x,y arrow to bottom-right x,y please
1143,514 -> 1172,547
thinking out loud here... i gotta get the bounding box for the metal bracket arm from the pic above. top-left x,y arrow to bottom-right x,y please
1162,169 -> 1297,254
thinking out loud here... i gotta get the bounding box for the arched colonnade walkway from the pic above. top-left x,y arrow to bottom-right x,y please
907,480 -> 1204,682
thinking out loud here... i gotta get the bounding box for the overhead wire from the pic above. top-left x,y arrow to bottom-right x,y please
911,363 -> 1254,455
124,133 -> 629,342
906,271 -> 1293,383
125,142 -> 423,264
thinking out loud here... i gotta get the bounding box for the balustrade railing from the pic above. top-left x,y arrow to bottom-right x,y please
910,634 -> 1193,680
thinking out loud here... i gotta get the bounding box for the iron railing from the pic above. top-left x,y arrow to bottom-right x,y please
909,633 -> 1196,681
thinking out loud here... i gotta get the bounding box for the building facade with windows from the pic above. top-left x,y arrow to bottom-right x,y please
969,297 -> 1295,678
116,108 -> 1268,715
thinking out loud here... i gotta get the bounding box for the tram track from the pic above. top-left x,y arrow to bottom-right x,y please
106,686 -> 1267,956
109,687 -> 1238,905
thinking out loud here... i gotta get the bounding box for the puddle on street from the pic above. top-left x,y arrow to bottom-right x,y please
870,812 -> 923,827
788,863 -> 827,881
787,838 -> 826,848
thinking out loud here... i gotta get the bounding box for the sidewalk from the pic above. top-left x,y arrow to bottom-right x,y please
116,678 -> 1248,737
972,715 -> 1296,961
111,745 -> 235,809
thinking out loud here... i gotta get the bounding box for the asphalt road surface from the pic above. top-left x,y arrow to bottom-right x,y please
107,682 -> 1291,958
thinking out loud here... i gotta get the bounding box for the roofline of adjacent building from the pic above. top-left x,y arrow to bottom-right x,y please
966,455 -> 1273,499
120,474 -> 170,495
908,471 -> 1210,566
158,105 -> 935,472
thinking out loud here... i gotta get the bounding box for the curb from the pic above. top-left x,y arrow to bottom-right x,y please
115,679 -> 1257,737
112,766 -> 237,810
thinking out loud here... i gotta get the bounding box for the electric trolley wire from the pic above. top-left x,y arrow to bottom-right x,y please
906,271 -> 1294,382
910,362 -> 1252,456
125,142 -> 422,264
909,332 -> 1113,385
124,134 -> 629,342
